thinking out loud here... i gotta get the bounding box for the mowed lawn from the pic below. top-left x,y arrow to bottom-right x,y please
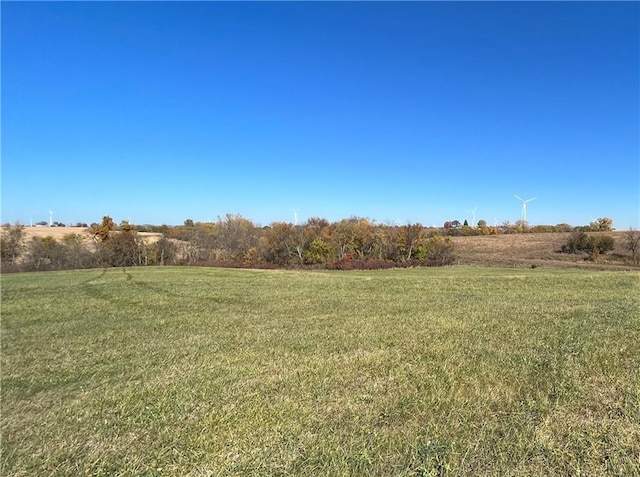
1,266 -> 638,476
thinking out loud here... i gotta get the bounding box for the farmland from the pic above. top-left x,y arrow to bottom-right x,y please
2,266 -> 638,475
449,231 -> 635,269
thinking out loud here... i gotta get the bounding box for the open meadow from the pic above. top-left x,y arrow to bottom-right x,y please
1,266 -> 639,476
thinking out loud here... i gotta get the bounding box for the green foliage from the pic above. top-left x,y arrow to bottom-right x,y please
562,231 -> 615,259
413,234 -> 455,265
304,238 -> 334,264
591,234 -> 615,254
562,231 -> 591,254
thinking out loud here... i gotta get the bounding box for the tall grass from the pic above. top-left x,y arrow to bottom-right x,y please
2,267 -> 639,476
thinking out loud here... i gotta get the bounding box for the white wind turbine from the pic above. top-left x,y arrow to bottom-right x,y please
515,195 -> 536,223
49,210 -> 53,227
470,207 -> 478,226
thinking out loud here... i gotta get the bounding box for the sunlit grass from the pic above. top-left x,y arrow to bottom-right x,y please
2,266 -> 639,476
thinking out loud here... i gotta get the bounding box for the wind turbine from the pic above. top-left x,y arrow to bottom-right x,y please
292,209 -> 298,226
470,207 -> 478,226
49,210 -> 53,227
515,195 -> 536,223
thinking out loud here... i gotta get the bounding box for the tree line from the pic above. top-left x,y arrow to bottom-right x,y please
442,217 -> 614,236
3,214 -> 634,273
1,214 -> 456,272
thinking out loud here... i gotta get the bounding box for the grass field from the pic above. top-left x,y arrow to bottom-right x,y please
2,266 -> 639,476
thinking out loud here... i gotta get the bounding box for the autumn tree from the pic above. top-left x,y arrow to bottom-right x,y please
413,233 -> 455,265
330,218 -> 361,260
188,222 -> 218,262
0,223 -> 25,267
375,225 -> 401,261
217,214 -> 257,262
92,216 -> 116,243
351,218 -> 376,259
292,217 -> 328,264
61,233 -> 96,269
169,222 -> 208,264
305,217 -> 330,236
429,234 -> 455,265
399,223 -> 424,261
100,221 -> 145,267
24,236 -> 63,271
259,222 -> 296,265
25,236 -> 47,271
589,217 -> 613,232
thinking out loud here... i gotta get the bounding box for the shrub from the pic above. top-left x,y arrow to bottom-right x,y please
590,235 -> 614,255
561,231 -> 614,258
561,231 -> 590,254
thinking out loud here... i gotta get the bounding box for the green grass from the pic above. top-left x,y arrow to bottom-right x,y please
2,266 -> 639,476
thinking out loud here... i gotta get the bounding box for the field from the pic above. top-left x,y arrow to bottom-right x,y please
2,266 -> 639,476
18,226 -> 162,243
450,231 -> 634,269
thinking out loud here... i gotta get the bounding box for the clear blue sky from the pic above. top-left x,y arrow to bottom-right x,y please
2,1 -> 638,228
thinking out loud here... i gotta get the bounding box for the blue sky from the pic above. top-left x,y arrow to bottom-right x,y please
2,1 -> 638,228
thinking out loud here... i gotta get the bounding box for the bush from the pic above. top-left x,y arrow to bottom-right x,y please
590,235 -> 614,254
561,231 -> 591,254
561,231 -> 614,258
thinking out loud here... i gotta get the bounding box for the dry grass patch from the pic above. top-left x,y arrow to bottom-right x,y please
450,231 -> 633,269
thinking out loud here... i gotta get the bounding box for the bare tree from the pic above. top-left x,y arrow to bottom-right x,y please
625,228 -> 640,264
